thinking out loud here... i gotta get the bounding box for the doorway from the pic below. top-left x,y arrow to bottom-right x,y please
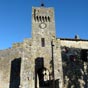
35,57 -> 50,88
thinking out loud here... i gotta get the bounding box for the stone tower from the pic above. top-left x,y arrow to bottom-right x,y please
20,6 -> 63,88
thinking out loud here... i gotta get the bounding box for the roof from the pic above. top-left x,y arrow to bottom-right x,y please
59,38 -> 88,42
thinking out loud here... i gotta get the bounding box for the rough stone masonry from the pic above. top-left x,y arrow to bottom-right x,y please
0,6 -> 88,88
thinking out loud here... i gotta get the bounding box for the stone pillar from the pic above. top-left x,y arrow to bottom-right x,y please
53,39 -> 63,88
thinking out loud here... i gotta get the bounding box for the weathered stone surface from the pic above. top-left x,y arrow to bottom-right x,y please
0,6 -> 88,88
61,45 -> 88,88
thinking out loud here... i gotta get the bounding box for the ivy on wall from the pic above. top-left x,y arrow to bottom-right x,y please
61,47 -> 88,88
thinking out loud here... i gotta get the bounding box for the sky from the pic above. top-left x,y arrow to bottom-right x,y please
0,0 -> 88,50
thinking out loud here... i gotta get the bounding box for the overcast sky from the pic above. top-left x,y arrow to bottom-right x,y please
0,0 -> 88,50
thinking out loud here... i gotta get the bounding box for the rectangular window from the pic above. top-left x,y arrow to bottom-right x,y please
81,49 -> 88,62
41,38 -> 45,47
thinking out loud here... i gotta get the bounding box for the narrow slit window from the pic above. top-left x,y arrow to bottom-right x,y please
39,16 -> 41,22
36,16 -> 39,22
41,38 -> 45,47
45,16 -> 47,22
48,16 -> 50,22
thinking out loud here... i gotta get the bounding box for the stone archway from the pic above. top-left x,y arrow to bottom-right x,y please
35,57 -> 50,88
9,58 -> 21,88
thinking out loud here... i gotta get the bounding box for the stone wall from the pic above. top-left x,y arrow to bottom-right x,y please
0,38 -> 88,88
60,39 -> 88,88
20,38 -> 34,88
0,47 -> 23,88
60,39 -> 88,49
